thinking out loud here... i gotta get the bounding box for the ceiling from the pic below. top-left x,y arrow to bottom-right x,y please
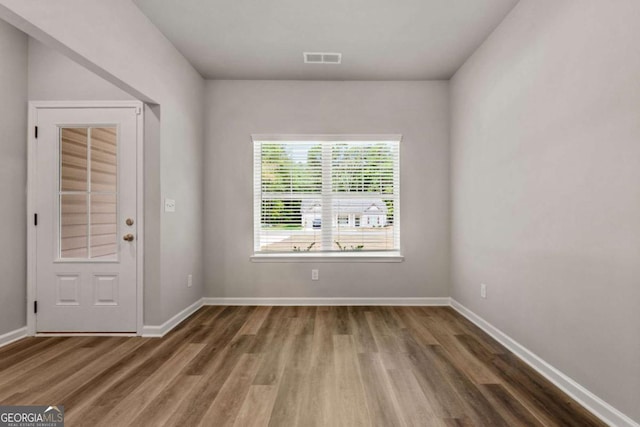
133,0 -> 519,80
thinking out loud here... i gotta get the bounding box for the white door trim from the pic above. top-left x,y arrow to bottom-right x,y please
27,101 -> 144,336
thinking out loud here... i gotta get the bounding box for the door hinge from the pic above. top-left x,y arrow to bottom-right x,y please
34,213 -> 38,226
34,126 -> 38,139
34,301 -> 38,314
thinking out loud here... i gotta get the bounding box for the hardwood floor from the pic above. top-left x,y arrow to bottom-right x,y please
0,306 -> 605,426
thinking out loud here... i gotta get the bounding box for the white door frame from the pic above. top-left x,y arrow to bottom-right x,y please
27,101 -> 144,336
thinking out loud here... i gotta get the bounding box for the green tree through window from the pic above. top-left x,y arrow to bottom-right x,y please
255,139 -> 400,253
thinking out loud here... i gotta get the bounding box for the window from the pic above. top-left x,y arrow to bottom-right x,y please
60,127 -> 118,260
253,135 -> 401,258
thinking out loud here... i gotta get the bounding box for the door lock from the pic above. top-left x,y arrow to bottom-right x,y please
125,218 -> 134,226
123,233 -> 135,242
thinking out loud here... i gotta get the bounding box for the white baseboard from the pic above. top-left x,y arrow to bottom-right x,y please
36,333 -> 136,337
0,326 -> 28,349
450,299 -> 639,427
202,297 -> 451,306
141,298 -> 203,338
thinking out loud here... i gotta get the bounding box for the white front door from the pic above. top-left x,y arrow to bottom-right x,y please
33,105 -> 141,333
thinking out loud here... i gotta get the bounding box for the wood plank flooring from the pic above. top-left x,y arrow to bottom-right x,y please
0,306 -> 606,426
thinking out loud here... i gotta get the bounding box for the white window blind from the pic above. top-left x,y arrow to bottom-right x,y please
253,136 -> 400,255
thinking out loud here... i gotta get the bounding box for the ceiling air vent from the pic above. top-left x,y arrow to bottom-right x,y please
304,52 -> 342,64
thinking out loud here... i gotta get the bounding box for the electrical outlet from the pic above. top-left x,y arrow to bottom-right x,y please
480,283 -> 487,299
164,198 -> 176,212
311,269 -> 319,281
187,274 -> 193,288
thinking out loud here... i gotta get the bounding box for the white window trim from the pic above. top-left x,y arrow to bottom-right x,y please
250,252 -> 404,263
251,134 -> 403,262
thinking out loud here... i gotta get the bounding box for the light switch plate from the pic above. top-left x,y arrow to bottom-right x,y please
164,198 -> 176,212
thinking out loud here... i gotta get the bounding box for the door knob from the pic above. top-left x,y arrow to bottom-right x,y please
123,233 -> 135,242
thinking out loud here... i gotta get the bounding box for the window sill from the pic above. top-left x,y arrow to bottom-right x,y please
250,252 -> 404,263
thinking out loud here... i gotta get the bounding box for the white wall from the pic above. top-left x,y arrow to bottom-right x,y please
0,18 -> 27,336
451,0 -> 640,422
205,80 -> 450,299
0,0 -> 205,326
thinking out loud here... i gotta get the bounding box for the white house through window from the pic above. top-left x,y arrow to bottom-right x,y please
253,136 -> 400,255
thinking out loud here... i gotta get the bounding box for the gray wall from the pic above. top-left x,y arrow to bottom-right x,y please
204,80 -> 450,299
0,19 -> 27,336
28,38 -> 133,100
450,0 -> 640,422
1,0 -> 205,326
